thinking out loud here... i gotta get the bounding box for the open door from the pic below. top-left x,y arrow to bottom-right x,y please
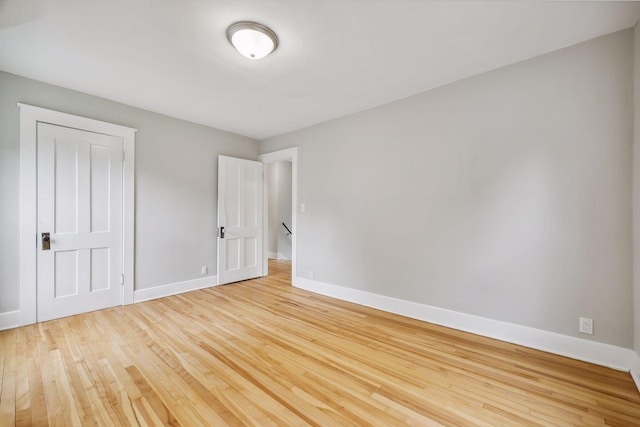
217,156 -> 263,285
37,123 -> 124,321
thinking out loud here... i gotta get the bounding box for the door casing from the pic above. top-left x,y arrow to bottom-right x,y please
259,147 -> 298,281
18,104 -> 136,326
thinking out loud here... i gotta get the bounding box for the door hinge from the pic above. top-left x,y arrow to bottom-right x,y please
120,274 -> 125,285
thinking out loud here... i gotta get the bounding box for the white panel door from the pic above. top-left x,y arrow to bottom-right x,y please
217,156 -> 263,285
37,123 -> 123,322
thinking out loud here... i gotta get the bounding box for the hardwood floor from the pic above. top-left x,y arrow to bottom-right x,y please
1,259 -> 639,426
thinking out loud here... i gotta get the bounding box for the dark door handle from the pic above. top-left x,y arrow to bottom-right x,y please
42,232 -> 51,250
219,227 -> 225,239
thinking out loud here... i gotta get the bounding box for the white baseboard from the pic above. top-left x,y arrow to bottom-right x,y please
268,252 -> 290,260
0,276 -> 220,329
294,277 -> 637,375
134,275 -> 219,303
0,310 -> 21,331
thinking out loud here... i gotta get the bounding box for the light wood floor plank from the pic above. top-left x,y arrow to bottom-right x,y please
0,330 -> 16,426
1,259 -> 639,426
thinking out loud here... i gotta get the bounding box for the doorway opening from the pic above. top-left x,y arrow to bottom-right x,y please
259,147 -> 298,282
266,160 -> 292,261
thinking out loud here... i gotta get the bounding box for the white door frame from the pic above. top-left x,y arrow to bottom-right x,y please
18,104 -> 136,326
259,147 -> 298,281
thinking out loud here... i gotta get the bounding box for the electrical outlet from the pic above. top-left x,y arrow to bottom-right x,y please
301,203 -> 306,213
579,317 -> 593,335
309,270 -> 314,280
201,266 -> 208,275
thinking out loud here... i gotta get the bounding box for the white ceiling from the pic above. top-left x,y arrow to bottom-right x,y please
1,1 -> 640,140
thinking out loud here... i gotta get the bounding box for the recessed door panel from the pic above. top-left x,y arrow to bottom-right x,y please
90,144 -> 111,232
90,248 -> 110,292
55,250 -> 79,298
244,237 -> 257,268
54,138 -> 79,234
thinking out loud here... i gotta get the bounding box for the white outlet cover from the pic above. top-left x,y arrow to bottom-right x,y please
579,317 -> 593,335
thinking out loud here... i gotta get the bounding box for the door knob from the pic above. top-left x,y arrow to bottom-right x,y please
219,227 -> 225,239
42,232 -> 51,250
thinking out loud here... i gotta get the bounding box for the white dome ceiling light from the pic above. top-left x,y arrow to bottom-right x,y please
227,21 -> 279,60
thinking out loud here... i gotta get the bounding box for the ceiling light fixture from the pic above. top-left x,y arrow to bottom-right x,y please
227,21 -> 278,60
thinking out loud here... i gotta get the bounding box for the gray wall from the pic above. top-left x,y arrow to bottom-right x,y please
267,163 -> 280,256
0,71 -> 258,312
261,30 -> 634,347
634,23 -> 640,355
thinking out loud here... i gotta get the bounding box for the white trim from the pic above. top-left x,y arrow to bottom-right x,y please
0,310 -> 21,331
122,121 -> 135,305
18,103 -> 136,326
259,147 -> 298,280
134,276 -> 219,303
268,252 -> 289,260
296,277 -> 638,373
